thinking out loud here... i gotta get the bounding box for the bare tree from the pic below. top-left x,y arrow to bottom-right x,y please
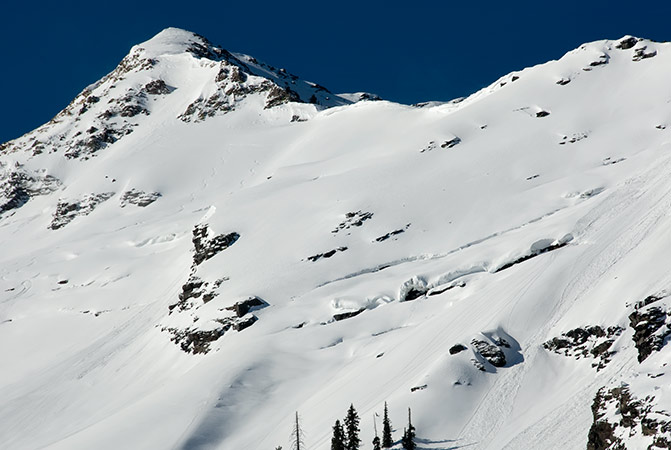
291,411 -> 305,450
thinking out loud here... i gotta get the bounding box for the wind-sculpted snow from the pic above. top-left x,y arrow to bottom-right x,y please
2,29 -> 671,450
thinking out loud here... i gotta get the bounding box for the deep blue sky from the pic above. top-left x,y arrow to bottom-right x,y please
2,0 -> 670,143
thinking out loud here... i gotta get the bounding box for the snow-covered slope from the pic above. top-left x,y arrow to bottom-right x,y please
1,29 -> 671,450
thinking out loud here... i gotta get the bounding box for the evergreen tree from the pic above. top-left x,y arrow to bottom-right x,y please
401,408 -> 416,450
331,419 -> 345,450
344,404 -> 361,450
382,402 -> 393,448
290,411 -> 305,450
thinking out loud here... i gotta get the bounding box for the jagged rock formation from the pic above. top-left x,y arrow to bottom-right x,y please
49,193 -> 114,229
543,326 -> 624,371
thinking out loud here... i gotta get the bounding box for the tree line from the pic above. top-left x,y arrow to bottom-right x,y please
276,402 -> 416,450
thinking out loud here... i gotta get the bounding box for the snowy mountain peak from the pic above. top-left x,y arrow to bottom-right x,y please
1,28 -> 350,161
132,27 -> 224,59
3,30 -> 671,450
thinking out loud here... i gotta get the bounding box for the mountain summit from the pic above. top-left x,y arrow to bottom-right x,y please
1,30 -> 671,450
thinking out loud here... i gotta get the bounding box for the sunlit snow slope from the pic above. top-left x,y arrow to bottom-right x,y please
1,29 -> 671,450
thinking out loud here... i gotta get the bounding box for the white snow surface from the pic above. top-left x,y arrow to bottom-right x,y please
1,29 -> 671,449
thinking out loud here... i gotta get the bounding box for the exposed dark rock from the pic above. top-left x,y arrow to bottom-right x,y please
49,192 -> 114,230
633,47 -> 657,62
629,303 -> 671,363
559,132 -> 588,145
421,137 -> 461,152
587,385 -> 670,450
332,210 -> 374,234
164,314 -> 259,354
410,384 -> 427,392
120,189 -> 162,207
120,104 -> 148,117
494,236 -> 572,273
616,37 -> 639,50
543,325 -> 623,370
333,308 -> 365,321
306,247 -> 348,262
441,137 -> 462,148
404,288 -> 427,301
427,281 -> 465,297
472,339 -> 506,367
225,296 -> 268,317
192,224 -> 240,266
449,344 -> 467,355
265,85 -> 301,109
375,224 -> 411,242
0,169 -> 61,217
144,79 -> 172,95
233,315 -> 258,331
602,157 -> 626,165
536,110 -> 550,118
556,78 -> 571,85
400,276 -> 428,302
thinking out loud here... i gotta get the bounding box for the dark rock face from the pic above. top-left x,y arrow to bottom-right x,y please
556,78 -> 571,85
120,189 -> 162,207
633,47 -> 657,62
264,85 -> 301,109
0,167 -> 61,218
629,304 -> 670,363
374,224 -> 410,242
535,110 -> 550,118
559,132 -> 588,145
399,277 -> 428,302
49,192 -> 114,230
226,296 -> 268,317
163,314 -> 259,354
306,247 -> 348,262
332,210 -> 374,234
616,37 -> 639,50
441,137 -> 461,148
587,386 -> 671,450
192,224 -> 240,266
543,325 -> 623,371
333,308 -> 365,321
449,344 -> 467,355
144,79 -> 172,95
471,339 -> 506,367
420,138 -> 461,153
494,236 -> 571,273
404,288 -> 427,301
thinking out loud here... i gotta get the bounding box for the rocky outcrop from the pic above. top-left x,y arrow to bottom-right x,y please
629,295 -> 671,362
225,296 -> 268,317
420,137 -> 461,153
191,224 -> 240,266
543,325 -> 623,371
587,386 -> 671,450
633,46 -> 657,62
306,247 -> 348,262
494,235 -> 573,273
472,338 -> 507,368
120,189 -> 162,207
163,314 -> 259,354
48,192 -> 114,230
374,224 -> 410,242
332,210 -> 374,234
0,165 -> 61,217
449,344 -> 467,355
